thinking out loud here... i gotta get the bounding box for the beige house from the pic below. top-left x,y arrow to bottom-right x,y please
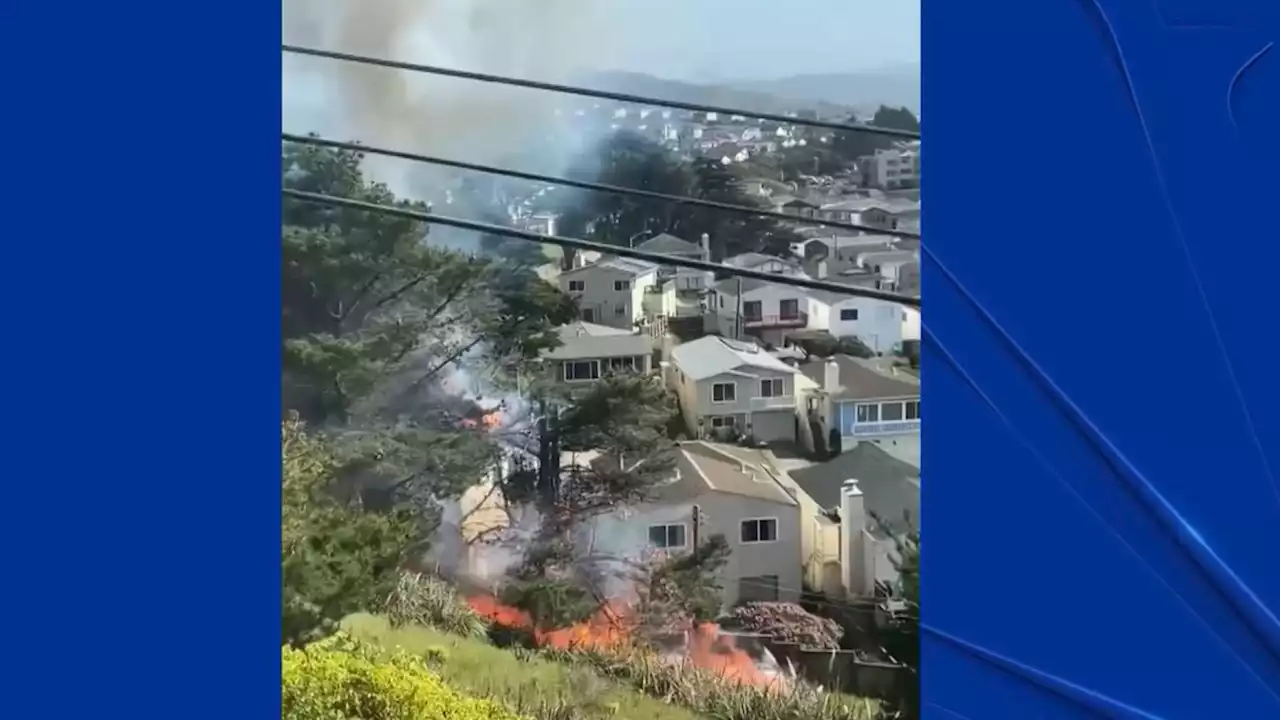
582,441 -> 803,609
539,322 -> 655,387
666,336 -> 802,443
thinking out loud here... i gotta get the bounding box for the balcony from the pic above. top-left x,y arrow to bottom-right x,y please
743,312 -> 809,329
849,420 -> 921,437
751,395 -> 796,411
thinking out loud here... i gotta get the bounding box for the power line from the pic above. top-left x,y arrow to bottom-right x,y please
282,133 -> 921,241
282,189 -> 922,308
282,45 -> 920,140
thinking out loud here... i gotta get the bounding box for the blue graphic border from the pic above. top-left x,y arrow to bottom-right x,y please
924,0 -> 1280,717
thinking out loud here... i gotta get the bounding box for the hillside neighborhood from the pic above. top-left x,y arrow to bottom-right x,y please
282,13 -> 922,717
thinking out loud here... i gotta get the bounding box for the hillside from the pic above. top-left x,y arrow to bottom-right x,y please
586,65 -> 919,117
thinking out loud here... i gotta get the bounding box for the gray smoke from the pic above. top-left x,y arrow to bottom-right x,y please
282,0 -> 619,202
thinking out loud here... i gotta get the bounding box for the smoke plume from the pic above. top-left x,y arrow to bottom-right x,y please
282,0 -> 619,201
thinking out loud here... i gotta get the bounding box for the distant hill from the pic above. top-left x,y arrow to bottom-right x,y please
585,64 -> 919,118
735,64 -> 921,114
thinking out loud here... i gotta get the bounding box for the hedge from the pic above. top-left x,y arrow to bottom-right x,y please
282,634 -> 526,720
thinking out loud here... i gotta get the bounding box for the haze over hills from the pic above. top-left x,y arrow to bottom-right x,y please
586,63 -> 920,118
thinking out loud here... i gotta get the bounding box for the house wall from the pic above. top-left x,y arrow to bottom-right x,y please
561,266 -> 654,330
766,466 -> 843,593
829,298 -> 907,354
694,370 -> 798,441
902,307 -> 921,343
579,491 -> 802,611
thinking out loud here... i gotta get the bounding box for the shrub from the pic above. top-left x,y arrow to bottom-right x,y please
386,571 -> 489,639
726,602 -> 843,650
282,633 -> 525,720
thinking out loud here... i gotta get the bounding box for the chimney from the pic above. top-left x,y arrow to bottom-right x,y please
824,359 -> 840,394
700,233 -> 711,262
840,478 -> 871,597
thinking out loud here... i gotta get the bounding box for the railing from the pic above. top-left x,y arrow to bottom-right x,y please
849,420 -> 921,436
751,395 -> 795,411
742,312 -> 809,328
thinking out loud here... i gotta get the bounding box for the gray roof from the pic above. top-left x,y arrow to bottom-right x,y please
635,233 -> 703,256
591,441 -> 797,506
788,443 -> 919,534
722,252 -> 791,269
542,323 -> 652,361
857,250 -> 917,266
670,336 -> 798,380
561,255 -> 659,278
800,355 -> 919,401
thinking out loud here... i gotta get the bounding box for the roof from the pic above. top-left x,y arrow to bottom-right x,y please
590,442 -> 797,506
541,323 -> 653,361
788,443 -> 919,534
669,336 -> 799,381
635,233 -> 703,256
800,355 -> 919,401
561,255 -> 659,278
857,250 -> 918,265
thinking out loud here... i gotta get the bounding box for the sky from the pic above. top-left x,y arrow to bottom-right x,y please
600,0 -> 920,80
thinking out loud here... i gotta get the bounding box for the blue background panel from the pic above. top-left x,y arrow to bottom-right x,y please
0,2 -> 281,719
925,0 -> 1279,717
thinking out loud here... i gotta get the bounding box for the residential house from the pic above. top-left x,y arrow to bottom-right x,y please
539,322 -> 655,386
633,232 -> 713,320
796,355 -> 920,465
787,444 -> 920,598
722,252 -> 807,277
769,195 -> 821,219
708,276 -> 830,346
667,336 -> 802,442
824,297 -> 916,354
559,255 -> 659,329
582,441 -> 803,607
854,249 -> 919,290
858,142 -> 921,190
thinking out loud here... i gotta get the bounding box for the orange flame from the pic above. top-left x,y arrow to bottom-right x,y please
466,595 -> 782,688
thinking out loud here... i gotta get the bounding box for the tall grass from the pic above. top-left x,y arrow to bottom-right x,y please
384,571 -> 489,639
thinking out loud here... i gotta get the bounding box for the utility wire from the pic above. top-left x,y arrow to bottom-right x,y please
283,189 -> 922,308
283,133 -> 921,241
282,45 -> 920,140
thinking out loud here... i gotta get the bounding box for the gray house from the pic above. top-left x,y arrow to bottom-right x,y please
558,256 -> 660,330
667,336 -> 801,443
581,441 -> 803,608
540,322 -> 654,386
798,355 -> 920,465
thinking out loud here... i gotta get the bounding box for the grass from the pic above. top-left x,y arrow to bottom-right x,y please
342,613 -> 708,720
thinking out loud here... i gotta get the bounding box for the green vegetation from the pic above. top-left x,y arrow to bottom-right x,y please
283,633 -> 523,720
342,614 -> 706,720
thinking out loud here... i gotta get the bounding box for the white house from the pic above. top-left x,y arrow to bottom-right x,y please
667,336 -> 802,443
708,276 -> 830,346
826,296 -> 916,355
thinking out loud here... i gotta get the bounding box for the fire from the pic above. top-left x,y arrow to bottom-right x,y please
466,595 -> 782,688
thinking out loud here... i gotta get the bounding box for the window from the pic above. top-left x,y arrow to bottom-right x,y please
759,378 -> 784,397
582,308 -> 596,323
648,523 -> 687,549
712,382 -> 736,403
710,415 -> 736,429
740,518 -> 778,544
906,400 -> 920,420
608,356 -> 636,372
614,305 -> 626,317
614,280 -> 630,291
881,401 -> 905,421
779,298 -> 799,318
568,280 -> 585,292
719,296 -> 725,309
563,360 -> 600,382
743,300 -> 763,319
855,403 -> 880,423
840,308 -> 859,321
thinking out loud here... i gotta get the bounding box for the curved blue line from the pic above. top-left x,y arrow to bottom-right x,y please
1228,42 -> 1273,129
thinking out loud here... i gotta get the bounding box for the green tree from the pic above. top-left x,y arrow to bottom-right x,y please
831,105 -> 919,163
282,137 -> 575,518
556,132 -> 802,261
281,416 -> 417,646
